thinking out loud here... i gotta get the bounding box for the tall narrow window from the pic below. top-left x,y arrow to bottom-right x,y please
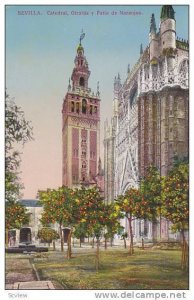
76,102 -> 79,113
79,77 -> 85,87
71,101 -> 75,112
82,99 -> 87,114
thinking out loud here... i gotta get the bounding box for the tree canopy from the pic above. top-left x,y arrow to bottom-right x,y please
5,93 -> 33,202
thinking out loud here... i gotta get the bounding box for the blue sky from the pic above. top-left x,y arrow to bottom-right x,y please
5,5 -> 189,198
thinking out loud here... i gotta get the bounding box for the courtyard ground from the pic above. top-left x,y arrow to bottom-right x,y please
7,245 -> 188,290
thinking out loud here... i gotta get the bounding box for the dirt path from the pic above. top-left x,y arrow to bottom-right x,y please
6,255 -> 37,289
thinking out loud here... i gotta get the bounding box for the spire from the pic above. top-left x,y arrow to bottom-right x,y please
160,5 -> 175,20
114,73 -> 122,93
68,78 -> 71,91
140,44 -> 143,55
96,81 -> 100,97
127,64 -> 130,74
150,13 -> 157,33
98,157 -> 102,175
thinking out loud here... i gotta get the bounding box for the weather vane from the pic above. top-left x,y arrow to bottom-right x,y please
79,29 -> 85,45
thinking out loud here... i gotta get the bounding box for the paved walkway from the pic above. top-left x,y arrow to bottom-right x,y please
5,254 -> 55,290
12,281 -> 55,289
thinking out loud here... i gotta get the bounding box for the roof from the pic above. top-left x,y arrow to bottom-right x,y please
18,199 -> 42,207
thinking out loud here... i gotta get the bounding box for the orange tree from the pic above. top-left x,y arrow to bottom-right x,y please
139,166 -> 162,242
37,227 -> 59,247
103,203 -> 123,249
5,93 -> 33,247
5,201 -> 30,247
38,186 -> 78,258
5,201 -> 30,231
116,187 -> 153,255
73,222 -> 88,248
162,160 -> 189,270
73,186 -> 113,271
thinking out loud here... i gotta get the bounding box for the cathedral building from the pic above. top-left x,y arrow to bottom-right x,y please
104,5 -> 189,242
62,35 -> 102,189
138,6 -> 189,178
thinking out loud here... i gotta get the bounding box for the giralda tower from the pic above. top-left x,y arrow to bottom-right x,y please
62,33 -> 101,187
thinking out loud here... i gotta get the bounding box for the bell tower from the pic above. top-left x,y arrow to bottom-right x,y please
62,32 -> 101,187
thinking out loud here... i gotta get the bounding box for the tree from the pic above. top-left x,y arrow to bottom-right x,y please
37,227 -> 59,249
5,93 -> 33,246
5,201 -> 30,247
74,187 -> 107,271
103,203 -> 123,249
139,166 -> 162,242
38,186 -> 78,258
5,201 -> 30,230
73,223 -> 88,248
116,187 -> 152,255
162,160 -> 189,270
5,93 -> 33,202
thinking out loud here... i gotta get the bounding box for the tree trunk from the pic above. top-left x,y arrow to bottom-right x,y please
181,230 -> 188,270
6,229 -> 9,248
80,238 -> 82,248
128,217 -> 134,255
59,223 -> 64,252
92,237 -> 95,248
96,238 -> 100,272
67,229 -> 72,259
142,238 -> 144,250
104,237 -> 107,250
110,238 -> 113,247
152,220 -> 157,244
123,237 -> 126,249
53,241 -> 56,251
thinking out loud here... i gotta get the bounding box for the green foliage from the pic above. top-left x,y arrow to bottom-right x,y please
139,166 -> 162,221
5,93 -> 33,202
37,227 -> 59,243
73,223 -> 88,240
116,187 -> 152,220
5,201 -> 30,230
162,161 -> 189,233
38,186 -> 78,227
103,203 -> 124,239
73,186 -> 105,239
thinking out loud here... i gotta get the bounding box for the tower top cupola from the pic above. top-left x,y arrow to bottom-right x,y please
160,5 -> 175,21
71,30 -> 90,90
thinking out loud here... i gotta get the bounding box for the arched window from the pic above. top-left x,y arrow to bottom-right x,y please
76,102 -> 79,113
79,77 -> 85,87
82,99 -> 87,114
94,106 -> 97,114
129,86 -> 137,108
71,101 -> 75,112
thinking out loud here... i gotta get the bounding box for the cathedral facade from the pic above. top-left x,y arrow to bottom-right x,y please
104,5 -> 189,242
62,37 -> 102,189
